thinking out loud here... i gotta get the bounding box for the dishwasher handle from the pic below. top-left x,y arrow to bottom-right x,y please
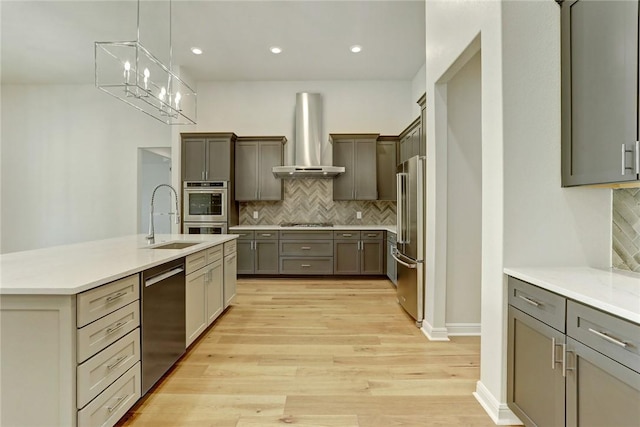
145,267 -> 184,287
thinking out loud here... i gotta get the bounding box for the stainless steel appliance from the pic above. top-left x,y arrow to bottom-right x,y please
183,181 -> 227,223
183,222 -> 227,234
392,155 -> 425,326
141,257 -> 186,393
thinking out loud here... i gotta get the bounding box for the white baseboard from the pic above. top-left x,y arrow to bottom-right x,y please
445,322 -> 481,336
420,320 -> 450,341
473,381 -> 523,425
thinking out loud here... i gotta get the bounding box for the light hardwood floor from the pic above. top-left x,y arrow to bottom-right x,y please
118,278 -> 499,427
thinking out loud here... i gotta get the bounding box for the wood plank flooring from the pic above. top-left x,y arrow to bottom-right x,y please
118,278 -> 498,427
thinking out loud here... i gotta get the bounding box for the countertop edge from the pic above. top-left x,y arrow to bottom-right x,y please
229,225 -> 397,233
504,267 -> 640,325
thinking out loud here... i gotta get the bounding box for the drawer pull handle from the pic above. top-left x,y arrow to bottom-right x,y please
367,234 -> 377,237
588,328 -> 628,348
106,321 -> 126,335
342,233 -> 352,237
301,264 -> 311,268
106,355 -> 127,371
105,291 -> 127,303
107,394 -> 129,413
518,295 -> 541,307
261,233 -> 272,237
301,247 -> 311,250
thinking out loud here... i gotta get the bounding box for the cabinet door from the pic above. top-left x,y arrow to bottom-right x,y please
223,253 -> 237,307
255,240 -> 279,274
507,306 -> 566,427
235,142 -> 258,201
206,138 -> 231,181
566,337 -> 640,427
399,135 -> 408,165
182,138 -> 206,181
354,139 -> 377,200
185,269 -> 207,347
236,240 -> 254,274
561,0 -> 639,185
258,141 -> 283,200
206,259 -> 224,325
361,240 -> 383,275
333,139 -> 355,200
376,140 -> 397,201
333,240 -> 360,274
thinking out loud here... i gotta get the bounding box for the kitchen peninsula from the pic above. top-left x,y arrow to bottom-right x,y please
0,233 -> 237,427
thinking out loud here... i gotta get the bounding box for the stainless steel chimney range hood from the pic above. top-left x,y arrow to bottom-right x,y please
272,93 -> 345,179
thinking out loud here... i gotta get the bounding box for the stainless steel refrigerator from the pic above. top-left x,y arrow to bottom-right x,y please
392,155 -> 425,326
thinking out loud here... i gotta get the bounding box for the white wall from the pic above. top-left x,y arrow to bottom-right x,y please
138,148 -> 172,235
1,85 -> 171,253
194,80 -> 412,164
424,0 -> 612,424
411,63 -> 426,118
445,52 -> 482,329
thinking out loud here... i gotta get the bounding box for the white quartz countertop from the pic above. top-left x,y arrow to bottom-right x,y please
229,224 -> 397,233
504,267 -> 640,324
0,234 -> 237,295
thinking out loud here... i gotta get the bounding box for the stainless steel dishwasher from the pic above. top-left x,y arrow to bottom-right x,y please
141,257 -> 186,394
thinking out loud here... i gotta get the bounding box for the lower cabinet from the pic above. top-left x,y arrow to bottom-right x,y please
234,230 -> 279,275
507,276 -> 640,427
333,231 -> 384,275
223,241 -> 237,307
279,230 -> 334,275
185,244 -> 225,348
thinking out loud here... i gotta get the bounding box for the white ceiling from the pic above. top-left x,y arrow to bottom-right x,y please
1,0 -> 426,84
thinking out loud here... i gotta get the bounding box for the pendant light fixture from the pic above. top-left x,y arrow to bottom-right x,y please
95,0 -> 197,125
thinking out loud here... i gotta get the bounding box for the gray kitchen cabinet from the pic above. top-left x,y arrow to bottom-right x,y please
181,133 -> 237,182
235,137 -> 285,201
399,118 -> 421,165
507,276 -> 640,427
386,232 -> 397,285
279,230 -> 334,275
561,0 -> 639,186
333,231 -> 383,275
331,134 -> 379,201
376,137 -> 398,201
233,230 -> 279,275
418,93 -> 426,156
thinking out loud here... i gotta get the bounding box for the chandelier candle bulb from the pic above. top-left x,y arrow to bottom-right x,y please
124,61 -> 131,83
143,68 -> 149,90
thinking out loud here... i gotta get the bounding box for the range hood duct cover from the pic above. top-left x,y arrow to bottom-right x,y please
272,92 -> 345,179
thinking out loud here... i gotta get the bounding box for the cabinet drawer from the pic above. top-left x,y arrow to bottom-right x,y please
186,250 -> 207,275
224,240 -> 237,256
77,330 -> 140,409
279,230 -> 334,240
77,275 -> 139,328
77,362 -> 141,427
508,277 -> 566,332
361,231 -> 384,240
233,231 -> 255,240
333,231 -> 360,240
206,244 -> 223,263
255,230 -> 279,240
77,302 -> 140,363
567,300 -> 640,373
280,240 -> 333,256
280,257 -> 334,275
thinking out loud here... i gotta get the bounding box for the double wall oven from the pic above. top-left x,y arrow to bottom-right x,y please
183,181 -> 228,234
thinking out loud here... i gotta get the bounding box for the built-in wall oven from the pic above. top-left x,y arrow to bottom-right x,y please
183,181 -> 227,222
183,222 -> 227,235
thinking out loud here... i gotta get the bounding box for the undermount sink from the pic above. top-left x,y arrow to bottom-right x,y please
150,241 -> 200,250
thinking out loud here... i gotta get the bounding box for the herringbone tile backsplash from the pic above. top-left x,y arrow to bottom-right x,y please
613,188 -> 640,273
239,180 -> 396,225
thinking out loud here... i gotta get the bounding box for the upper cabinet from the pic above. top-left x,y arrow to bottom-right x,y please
561,0 -> 639,186
376,136 -> 398,201
398,117 -> 422,165
181,133 -> 237,182
235,137 -> 286,201
331,134 -> 379,201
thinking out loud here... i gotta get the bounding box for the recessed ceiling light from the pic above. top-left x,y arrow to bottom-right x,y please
350,45 -> 362,53
270,46 -> 283,54
191,47 -> 203,55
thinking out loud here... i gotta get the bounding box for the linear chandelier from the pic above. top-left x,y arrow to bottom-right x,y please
95,0 -> 197,125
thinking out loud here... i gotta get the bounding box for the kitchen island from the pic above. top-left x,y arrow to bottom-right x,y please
0,233 -> 238,427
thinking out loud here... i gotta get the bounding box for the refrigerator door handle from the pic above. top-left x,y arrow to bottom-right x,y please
391,247 -> 418,269
396,172 -> 408,243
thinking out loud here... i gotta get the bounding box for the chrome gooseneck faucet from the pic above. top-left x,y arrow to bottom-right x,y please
146,184 -> 181,244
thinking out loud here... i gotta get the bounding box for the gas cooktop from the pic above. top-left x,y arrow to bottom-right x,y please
280,222 -> 333,228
